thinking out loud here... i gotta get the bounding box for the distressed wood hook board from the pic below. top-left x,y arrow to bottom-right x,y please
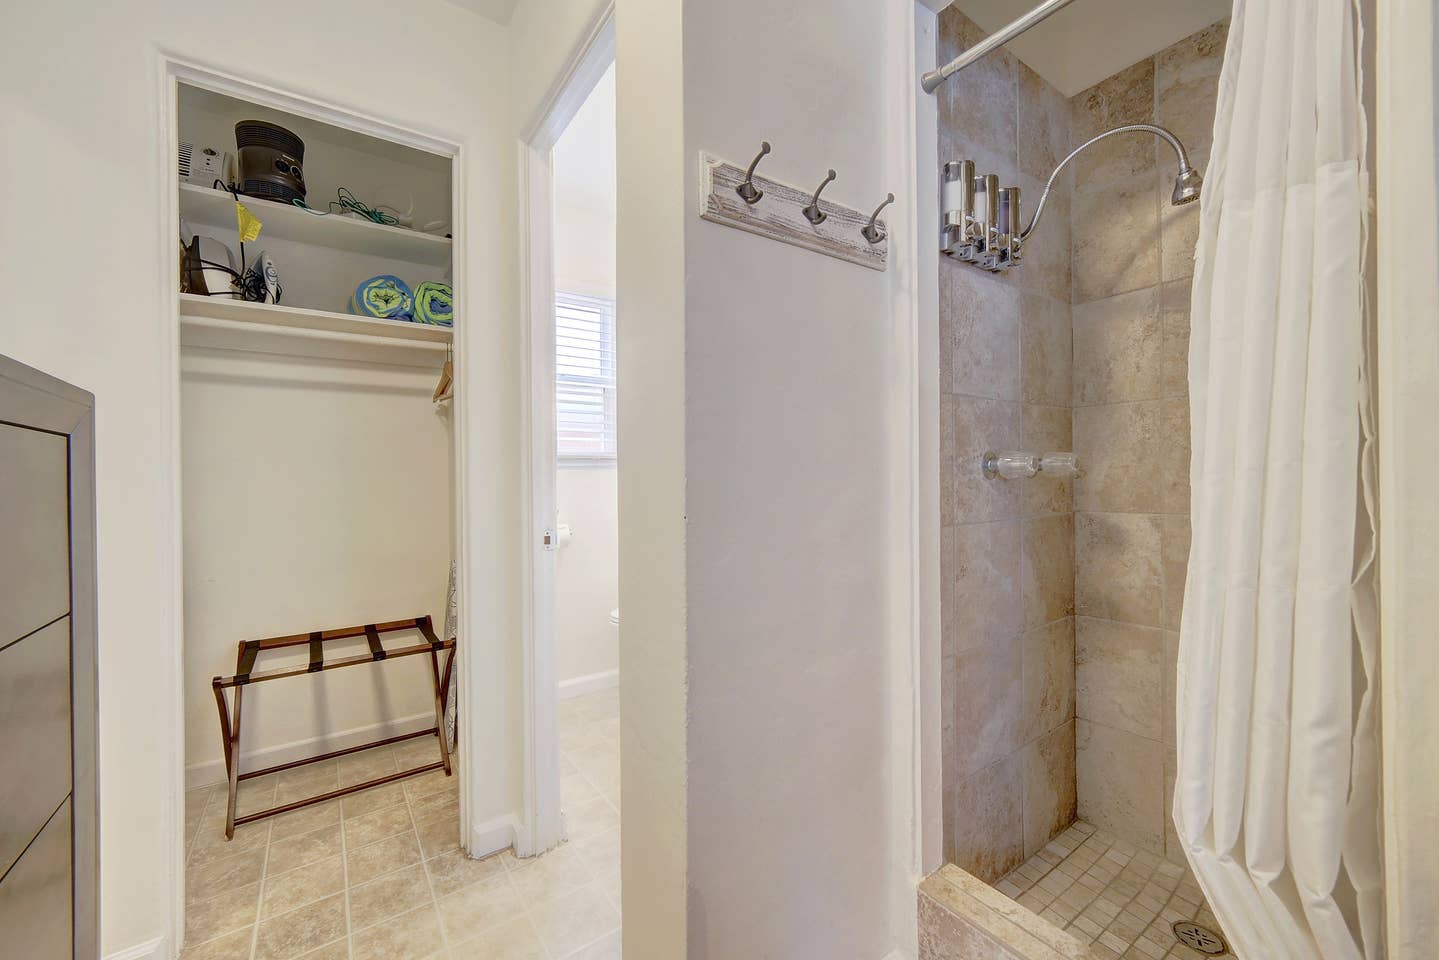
699,152 -> 889,271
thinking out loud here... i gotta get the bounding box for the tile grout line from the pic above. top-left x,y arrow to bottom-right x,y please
247,815 -> 272,960
408,770 -> 456,960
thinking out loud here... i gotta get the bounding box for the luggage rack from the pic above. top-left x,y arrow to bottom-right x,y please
211,615 -> 456,839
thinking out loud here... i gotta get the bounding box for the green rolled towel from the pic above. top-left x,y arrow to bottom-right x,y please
412,280 -> 454,327
349,275 -> 413,320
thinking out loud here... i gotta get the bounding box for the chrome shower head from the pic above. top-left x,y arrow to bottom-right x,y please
1021,123 -> 1202,241
1172,165 -> 1203,205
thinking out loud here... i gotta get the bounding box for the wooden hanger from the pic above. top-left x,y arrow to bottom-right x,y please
433,343 -> 453,403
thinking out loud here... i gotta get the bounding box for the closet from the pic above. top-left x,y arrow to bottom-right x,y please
176,81 -> 459,874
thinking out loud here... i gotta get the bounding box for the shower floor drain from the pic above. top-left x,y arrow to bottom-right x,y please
1172,920 -> 1229,955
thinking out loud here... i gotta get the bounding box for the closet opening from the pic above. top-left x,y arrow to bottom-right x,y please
171,73 -> 467,958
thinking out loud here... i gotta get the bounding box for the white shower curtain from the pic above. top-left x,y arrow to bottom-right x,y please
1173,0 -> 1382,957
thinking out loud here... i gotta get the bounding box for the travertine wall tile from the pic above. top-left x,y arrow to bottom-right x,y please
951,268 -> 1023,401
1075,617 -> 1163,739
1156,20 -> 1230,157
1021,292 -> 1073,406
1076,720 -> 1164,852
951,754 -> 1027,883
940,4 -> 1078,875
1159,279 -> 1192,398
1017,174 -> 1073,303
1074,512 -> 1164,626
1158,515 -> 1191,631
1164,745 -> 1183,866
944,394 -> 1022,525
1022,722 -> 1077,858
1018,63 -> 1072,183
1020,405 -> 1073,518
1072,288 -> 1163,405
1066,20 -> 1222,859
949,520 -> 1024,652
1073,177 -> 1161,303
955,635 -> 1023,779
1070,59 -> 1158,187
1022,514 -> 1075,628
1073,399 -> 1188,514
1021,618 -> 1075,744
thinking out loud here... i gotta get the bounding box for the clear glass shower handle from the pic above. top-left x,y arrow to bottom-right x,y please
982,450 -> 1080,480
982,451 -> 1041,480
1039,452 -> 1080,479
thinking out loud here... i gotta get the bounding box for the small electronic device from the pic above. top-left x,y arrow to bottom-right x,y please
235,120 -> 306,204
239,250 -> 281,304
182,235 -> 238,298
178,141 -> 235,188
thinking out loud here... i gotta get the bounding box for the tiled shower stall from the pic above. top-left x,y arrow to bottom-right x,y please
938,5 -> 1227,890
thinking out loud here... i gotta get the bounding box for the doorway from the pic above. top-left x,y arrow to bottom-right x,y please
551,54 -> 621,914
519,11 -> 621,957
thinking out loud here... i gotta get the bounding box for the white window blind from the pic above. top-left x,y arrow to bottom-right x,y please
555,291 -> 617,462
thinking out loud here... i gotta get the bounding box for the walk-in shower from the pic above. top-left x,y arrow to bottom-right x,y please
925,3 -> 1232,957
941,123 -> 1203,272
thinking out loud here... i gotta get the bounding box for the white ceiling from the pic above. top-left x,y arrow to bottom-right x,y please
949,0 -> 1231,97
440,0 -> 521,26
553,64 -> 617,219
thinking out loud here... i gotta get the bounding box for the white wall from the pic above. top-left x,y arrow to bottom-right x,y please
554,201 -> 617,297
180,349 -> 453,785
555,466 -> 619,685
616,0 -> 921,955
0,2 -> 519,955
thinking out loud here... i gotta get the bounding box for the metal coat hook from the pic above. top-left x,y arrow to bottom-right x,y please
802,169 -> 838,225
862,193 -> 895,244
736,141 -> 772,204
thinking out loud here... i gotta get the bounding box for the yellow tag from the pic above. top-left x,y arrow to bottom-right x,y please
235,202 -> 262,243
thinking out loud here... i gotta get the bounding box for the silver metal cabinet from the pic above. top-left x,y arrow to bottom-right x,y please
0,356 -> 98,960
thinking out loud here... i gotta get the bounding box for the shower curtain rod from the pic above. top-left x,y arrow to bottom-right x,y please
921,0 -> 1081,94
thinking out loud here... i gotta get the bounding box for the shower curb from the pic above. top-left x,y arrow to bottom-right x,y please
918,864 -> 1103,960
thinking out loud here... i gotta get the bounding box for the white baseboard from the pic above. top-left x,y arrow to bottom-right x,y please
558,668 -> 618,700
881,950 -> 914,960
185,711 -> 435,789
470,813 -> 522,859
104,935 -> 167,960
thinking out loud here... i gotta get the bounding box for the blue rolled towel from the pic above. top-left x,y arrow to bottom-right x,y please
349,275 -> 413,320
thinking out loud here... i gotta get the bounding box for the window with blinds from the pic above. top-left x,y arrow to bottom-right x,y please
555,291 -> 617,462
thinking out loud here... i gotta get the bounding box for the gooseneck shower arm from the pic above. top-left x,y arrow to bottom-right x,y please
1020,123 -> 1202,242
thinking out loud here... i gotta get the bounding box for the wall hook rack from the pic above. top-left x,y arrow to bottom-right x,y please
862,194 -> 895,244
700,149 -> 889,271
736,141 -> 772,204
802,169 -> 838,225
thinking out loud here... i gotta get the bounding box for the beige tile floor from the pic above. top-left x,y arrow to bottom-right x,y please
181,688 -> 621,960
995,821 -> 1231,960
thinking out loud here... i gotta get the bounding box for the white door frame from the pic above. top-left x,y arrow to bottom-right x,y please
153,54 -> 473,953
516,4 -> 616,858
1374,0 -> 1438,954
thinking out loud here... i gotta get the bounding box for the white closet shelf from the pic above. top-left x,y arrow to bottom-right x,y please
179,183 -> 452,266
179,294 -> 451,368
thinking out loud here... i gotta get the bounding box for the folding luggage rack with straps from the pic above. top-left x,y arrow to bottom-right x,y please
211,614 -> 456,839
